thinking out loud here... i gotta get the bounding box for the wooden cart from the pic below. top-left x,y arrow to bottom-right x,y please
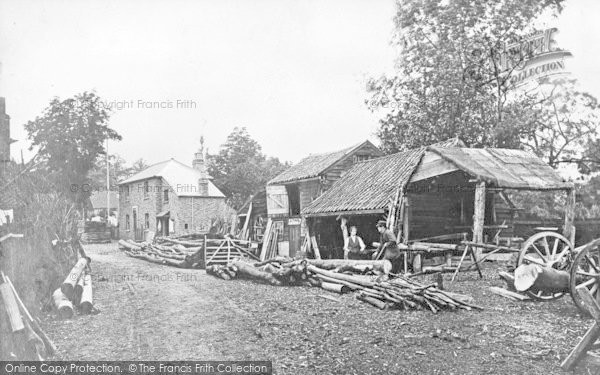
511,230 -> 600,315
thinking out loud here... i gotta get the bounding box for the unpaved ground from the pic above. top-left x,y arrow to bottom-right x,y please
42,243 -> 599,374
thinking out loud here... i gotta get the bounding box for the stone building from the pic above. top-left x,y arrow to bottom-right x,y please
117,141 -> 234,240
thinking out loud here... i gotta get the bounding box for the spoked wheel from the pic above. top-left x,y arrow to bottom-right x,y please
517,231 -> 574,301
570,239 -> 600,316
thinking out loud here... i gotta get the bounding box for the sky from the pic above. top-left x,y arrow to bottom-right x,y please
0,0 -> 599,166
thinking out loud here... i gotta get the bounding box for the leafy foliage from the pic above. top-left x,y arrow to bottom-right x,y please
367,0 -> 565,153
24,92 -> 121,203
520,78 -> 600,169
88,155 -> 149,190
207,127 -> 289,209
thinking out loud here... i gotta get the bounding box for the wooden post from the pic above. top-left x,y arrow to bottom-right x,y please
472,181 -> 486,258
339,216 -> 348,259
311,236 -> 321,260
240,202 -> 252,240
0,282 -> 24,332
340,216 -> 348,241
403,196 -> 412,273
227,238 -> 232,263
561,286 -> 600,370
80,274 -> 93,314
564,188 -> 576,246
307,219 -> 321,260
203,235 -> 208,267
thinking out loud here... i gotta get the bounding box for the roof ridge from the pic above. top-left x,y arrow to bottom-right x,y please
268,140 -> 377,185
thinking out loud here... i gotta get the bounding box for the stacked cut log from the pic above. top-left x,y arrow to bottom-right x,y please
80,221 -> 111,244
53,256 -> 94,318
207,258 -> 480,313
118,239 -> 201,268
122,237 -> 258,269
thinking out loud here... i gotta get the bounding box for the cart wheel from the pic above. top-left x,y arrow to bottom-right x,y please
570,239 -> 600,315
517,231 -> 574,301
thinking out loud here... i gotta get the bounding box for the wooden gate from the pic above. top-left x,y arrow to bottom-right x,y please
204,237 -> 259,267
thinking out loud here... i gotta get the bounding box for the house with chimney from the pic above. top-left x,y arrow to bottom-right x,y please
117,140 -> 234,240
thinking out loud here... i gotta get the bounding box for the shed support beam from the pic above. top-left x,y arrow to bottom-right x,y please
403,196 -> 414,273
472,181 -> 486,258
564,188 -> 576,245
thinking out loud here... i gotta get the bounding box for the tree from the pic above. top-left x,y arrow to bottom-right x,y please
130,158 -> 150,175
207,127 -> 288,209
88,154 -> 150,190
519,78 -> 600,169
24,92 -> 121,203
367,0 -> 565,153
88,154 -> 128,190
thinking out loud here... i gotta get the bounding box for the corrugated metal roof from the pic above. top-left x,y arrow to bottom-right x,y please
118,159 -> 225,198
428,146 -> 572,190
268,140 -> 381,185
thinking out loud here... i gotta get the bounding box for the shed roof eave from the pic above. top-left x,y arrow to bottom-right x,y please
302,208 -> 386,217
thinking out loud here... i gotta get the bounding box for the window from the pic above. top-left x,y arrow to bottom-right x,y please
184,223 -> 189,230
144,181 -> 149,198
144,213 -> 149,229
163,189 -> 169,203
125,215 -> 130,230
354,154 -> 371,163
124,185 -> 130,201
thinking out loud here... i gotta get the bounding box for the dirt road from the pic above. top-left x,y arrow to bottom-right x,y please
42,243 -> 597,374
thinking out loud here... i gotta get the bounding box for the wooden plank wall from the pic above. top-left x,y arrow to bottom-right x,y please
299,180 -> 321,212
321,143 -> 382,191
409,193 -> 463,240
407,171 -> 473,240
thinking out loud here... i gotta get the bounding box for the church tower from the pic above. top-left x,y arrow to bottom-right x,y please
192,136 -> 209,195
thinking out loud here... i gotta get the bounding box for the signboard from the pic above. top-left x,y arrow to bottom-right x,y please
288,218 -> 301,226
500,28 -> 572,88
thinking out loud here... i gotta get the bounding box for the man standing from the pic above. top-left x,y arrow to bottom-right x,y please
373,220 -> 402,272
344,226 -> 366,260
107,213 -> 118,240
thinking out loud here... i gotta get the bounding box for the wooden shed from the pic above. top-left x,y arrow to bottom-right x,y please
302,143 -> 574,262
264,140 -> 383,257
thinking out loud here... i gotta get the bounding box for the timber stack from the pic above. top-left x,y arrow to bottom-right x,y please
118,239 -> 200,268
52,256 -> 95,318
120,236 -> 258,269
207,258 -> 480,313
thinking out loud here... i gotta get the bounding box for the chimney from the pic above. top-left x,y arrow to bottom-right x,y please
0,97 -> 12,163
193,136 -> 209,196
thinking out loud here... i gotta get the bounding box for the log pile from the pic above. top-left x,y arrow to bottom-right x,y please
207,258 -> 481,313
52,257 -> 95,318
121,237 -> 259,268
79,221 -> 111,244
118,239 -> 202,268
